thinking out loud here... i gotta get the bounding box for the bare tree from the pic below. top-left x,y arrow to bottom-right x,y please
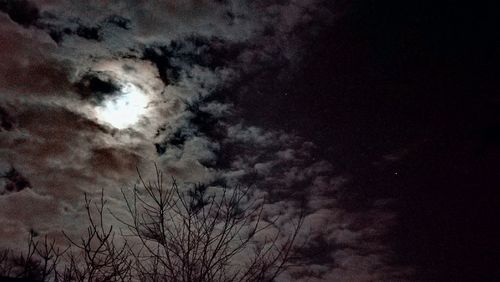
0,231 -> 66,281
0,166 -> 304,282
61,190 -> 133,282
113,166 -> 304,282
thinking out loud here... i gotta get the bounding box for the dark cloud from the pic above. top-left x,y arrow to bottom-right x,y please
47,27 -> 72,44
0,0 -> 102,44
142,46 -> 181,86
75,24 -> 102,41
1,167 -> 31,194
0,0 -> 39,27
43,22 -> 103,43
106,15 -> 132,30
142,36 -> 243,86
0,107 -> 15,131
74,72 -> 120,102
0,1 -> 108,44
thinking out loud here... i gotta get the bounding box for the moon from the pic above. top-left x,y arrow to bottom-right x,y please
95,82 -> 149,129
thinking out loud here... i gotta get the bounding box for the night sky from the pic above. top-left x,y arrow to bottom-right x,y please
0,0 -> 499,281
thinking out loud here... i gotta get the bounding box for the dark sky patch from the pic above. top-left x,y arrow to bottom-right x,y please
185,99 -> 228,140
1,167 -> 31,194
294,235 -> 336,272
153,92 -> 231,161
74,72 -> 120,103
44,24 -> 102,44
170,36 -> 241,69
0,0 -> 39,28
154,143 -> 167,155
159,128 -> 190,149
142,46 -> 181,86
33,13 -> 107,44
154,127 -> 191,156
47,27 -> 72,44
0,107 -> 15,131
75,24 -> 102,41
212,141 -> 240,170
142,36 -> 243,86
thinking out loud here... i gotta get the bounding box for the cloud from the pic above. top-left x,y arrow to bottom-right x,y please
0,0 -> 39,27
0,106 -> 15,131
0,1 -> 410,280
1,167 -> 32,194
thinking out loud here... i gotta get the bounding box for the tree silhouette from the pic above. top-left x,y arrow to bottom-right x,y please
0,166 -> 304,281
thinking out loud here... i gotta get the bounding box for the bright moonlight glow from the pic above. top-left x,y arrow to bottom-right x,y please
95,83 -> 149,129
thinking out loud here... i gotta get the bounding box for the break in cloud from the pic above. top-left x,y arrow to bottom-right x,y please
0,1 -> 410,280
